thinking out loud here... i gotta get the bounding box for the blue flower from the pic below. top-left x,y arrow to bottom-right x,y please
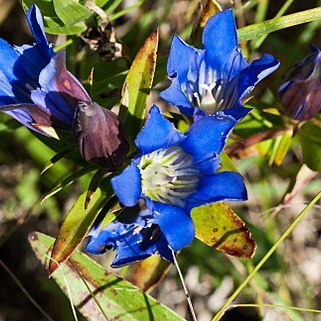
279,45 -> 321,121
0,4 -> 89,131
0,5 -> 129,168
110,105 -> 247,254
159,9 -> 279,121
86,206 -> 173,267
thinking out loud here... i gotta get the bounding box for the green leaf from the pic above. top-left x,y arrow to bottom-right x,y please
269,128 -> 293,166
41,165 -> 95,203
121,30 -> 158,151
19,0 -> 57,16
95,0 -> 110,6
298,121 -> 321,172
84,168 -> 107,209
219,152 -> 238,172
191,202 -> 256,258
53,0 -> 92,26
49,177 -> 113,275
238,7 -> 321,42
19,0 -> 88,35
41,147 -> 74,175
30,232 -> 185,321
44,16 -> 87,35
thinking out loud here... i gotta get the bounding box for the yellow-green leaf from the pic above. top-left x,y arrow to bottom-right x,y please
121,29 -> 158,150
200,0 -> 222,27
126,256 -> 171,292
191,202 -> 256,258
269,127 -> 293,166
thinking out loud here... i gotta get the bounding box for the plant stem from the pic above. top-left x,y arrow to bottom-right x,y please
212,190 -> 321,321
238,6 -> 321,43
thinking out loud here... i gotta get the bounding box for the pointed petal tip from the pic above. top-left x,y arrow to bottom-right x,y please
135,104 -> 184,154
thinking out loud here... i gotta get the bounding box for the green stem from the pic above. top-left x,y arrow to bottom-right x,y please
230,303 -> 321,314
212,190 -> 321,321
54,38 -> 74,53
255,0 -> 269,24
238,6 -> 321,43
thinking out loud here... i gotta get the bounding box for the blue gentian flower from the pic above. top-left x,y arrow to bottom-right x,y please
86,207 -> 173,267
160,9 -> 279,121
0,5 -> 129,168
279,45 -> 321,121
110,105 -> 247,254
0,4 -> 89,131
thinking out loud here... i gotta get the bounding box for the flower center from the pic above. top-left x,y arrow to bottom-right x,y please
183,61 -> 239,115
139,146 -> 200,206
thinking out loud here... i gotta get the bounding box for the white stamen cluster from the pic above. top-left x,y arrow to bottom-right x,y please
139,146 -> 200,206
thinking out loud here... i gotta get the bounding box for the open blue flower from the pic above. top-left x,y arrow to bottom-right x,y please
160,9 -> 279,121
0,5 -> 129,168
86,206 -> 173,267
111,105 -> 247,254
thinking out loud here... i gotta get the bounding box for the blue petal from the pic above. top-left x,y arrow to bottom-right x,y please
149,201 -> 195,252
111,162 -> 142,207
38,51 -> 91,104
112,244 -> 154,267
167,34 -> 200,81
26,4 -> 54,59
219,105 -> 251,122
0,39 -> 19,84
156,235 -> 174,263
86,221 -> 154,267
87,208 -> 174,266
86,222 -> 122,254
185,171 -> 247,211
135,105 -> 185,154
159,79 -> 194,116
13,5 -> 55,86
181,113 -> 237,164
30,51 -> 91,126
235,54 -> 280,99
202,9 -> 247,78
0,40 -> 32,103
0,106 -> 35,131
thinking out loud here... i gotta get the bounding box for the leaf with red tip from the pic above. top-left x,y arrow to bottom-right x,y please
191,202 -> 256,258
121,29 -> 158,150
49,177 -> 113,275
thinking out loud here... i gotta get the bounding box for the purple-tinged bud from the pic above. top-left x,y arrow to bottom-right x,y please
73,101 -> 129,169
279,46 -> 321,121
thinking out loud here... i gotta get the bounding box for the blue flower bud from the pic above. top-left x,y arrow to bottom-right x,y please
279,46 -> 321,121
73,101 -> 129,169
